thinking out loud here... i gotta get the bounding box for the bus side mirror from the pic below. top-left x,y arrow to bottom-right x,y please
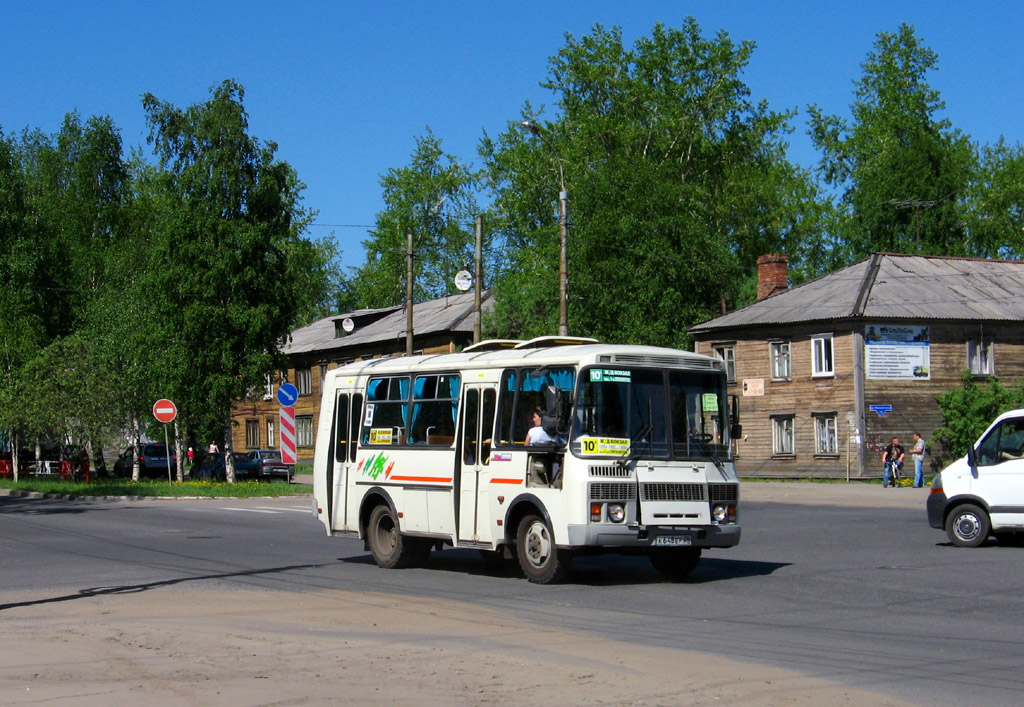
545,385 -> 572,436
731,423 -> 742,440
729,394 -> 740,424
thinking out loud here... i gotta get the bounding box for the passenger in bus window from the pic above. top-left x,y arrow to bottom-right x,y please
525,408 -> 559,446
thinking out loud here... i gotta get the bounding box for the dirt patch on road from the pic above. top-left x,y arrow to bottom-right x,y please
0,586 -> 912,705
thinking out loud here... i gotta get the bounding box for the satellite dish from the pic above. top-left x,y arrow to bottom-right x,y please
454,270 -> 473,292
342,318 -> 355,333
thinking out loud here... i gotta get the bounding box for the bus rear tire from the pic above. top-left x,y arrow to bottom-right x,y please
516,514 -> 571,584
649,548 -> 701,581
367,504 -> 418,569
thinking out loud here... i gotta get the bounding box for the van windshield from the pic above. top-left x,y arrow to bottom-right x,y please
571,367 -> 730,461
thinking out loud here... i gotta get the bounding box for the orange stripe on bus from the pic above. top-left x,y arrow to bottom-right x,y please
490,478 -> 524,484
390,476 -> 452,483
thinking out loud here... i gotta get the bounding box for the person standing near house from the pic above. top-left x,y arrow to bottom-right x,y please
881,436 -> 905,488
207,440 -> 219,455
911,432 -> 926,487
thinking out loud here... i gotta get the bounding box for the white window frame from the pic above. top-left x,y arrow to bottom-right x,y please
772,415 -> 795,455
811,334 -> 834,378
266,418 -> 275,448
713,345 -> 737,384
296,415 -> 314,448
297,366 -> 313,396
263,374 -> 273,400
814,413 -> 838,455
770,341 -> 791,380
968,340 -> 994,376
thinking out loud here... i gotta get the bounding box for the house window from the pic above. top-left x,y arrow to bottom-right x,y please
968,340 -> 994,376
297,366 -> 313,396
319,364 -> 329,391
713,345 -> 736,384
814,414 -> 838,455
266,418 -> 275,447
770,341 -> 791,380
772,415 -> 795,455
296,415 -> 314,447
264,374 -> 273,400
246,419 -> 260,448
812,334 -> 834,377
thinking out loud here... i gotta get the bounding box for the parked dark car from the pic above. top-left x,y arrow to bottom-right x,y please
113,444 -> 177,478
247,449 -> 293,482
191,452 -> 260,481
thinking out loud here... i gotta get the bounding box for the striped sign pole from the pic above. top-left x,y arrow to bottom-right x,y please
280,406 -> 297,464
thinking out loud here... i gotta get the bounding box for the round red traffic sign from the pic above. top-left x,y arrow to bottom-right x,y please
153,399 -> 177,423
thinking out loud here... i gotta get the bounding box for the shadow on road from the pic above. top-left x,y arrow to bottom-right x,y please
340,547 -> 789,586
0,562 -> 331,613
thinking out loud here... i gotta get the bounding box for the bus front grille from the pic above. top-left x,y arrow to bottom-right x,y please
589,465 -> 631,478
708,483 -> 739,503
641,482 -> 706,502
589,482 -> 637,501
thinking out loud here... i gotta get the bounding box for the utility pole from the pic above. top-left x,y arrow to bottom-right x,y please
406,231 -> 414,357
474,215 -> 483,343
521,120 -> 569,336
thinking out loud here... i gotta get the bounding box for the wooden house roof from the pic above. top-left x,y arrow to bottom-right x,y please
689,253 -> 1024,336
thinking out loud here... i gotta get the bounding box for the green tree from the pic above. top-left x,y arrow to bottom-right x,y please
933,373 -> 1024,463
966,139 -> 1024,259
808,23 -> 976,260
481,20 -> 821,345
143,80 -> 330,480
351,130 -> 483,308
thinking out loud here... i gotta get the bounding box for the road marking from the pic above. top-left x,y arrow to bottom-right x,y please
254,506 -> 309,513
220,507 -> 279,514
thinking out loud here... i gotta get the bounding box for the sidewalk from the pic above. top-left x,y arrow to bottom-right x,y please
744,481 -> 929,509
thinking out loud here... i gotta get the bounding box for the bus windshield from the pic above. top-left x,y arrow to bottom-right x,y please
572,367 -> 730,461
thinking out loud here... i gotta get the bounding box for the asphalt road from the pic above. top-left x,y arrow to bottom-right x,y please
1,485 -> 1022,705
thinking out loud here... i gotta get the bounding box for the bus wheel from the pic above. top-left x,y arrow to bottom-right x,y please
516,514 -> 570,584
367,505 -> 417,569
649,548 -> 701,581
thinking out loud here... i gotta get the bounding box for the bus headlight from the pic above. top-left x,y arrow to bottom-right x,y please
608,503 -> 625,523
712,504 -> 729,523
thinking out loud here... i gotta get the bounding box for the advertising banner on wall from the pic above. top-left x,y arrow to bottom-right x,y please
865,325 -> 930,380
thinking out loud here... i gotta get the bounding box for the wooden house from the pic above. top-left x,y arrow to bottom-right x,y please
230,291 -> 491,461
689,253 -> 1024,479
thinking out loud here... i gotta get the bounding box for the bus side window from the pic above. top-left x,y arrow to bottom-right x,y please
362,377 -> 409,446
349,393 -> 362,462
334,393 -> 349,461
496,370 -> 518,446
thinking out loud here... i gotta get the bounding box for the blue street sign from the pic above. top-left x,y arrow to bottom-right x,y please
277,382 -> 299,407
869,404 -> 893,416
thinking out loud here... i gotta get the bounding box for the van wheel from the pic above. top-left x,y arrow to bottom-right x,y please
649,548 -> 701,580
946,504 -> 990,547
516,514 -> 571,584
367,505 -> 418,568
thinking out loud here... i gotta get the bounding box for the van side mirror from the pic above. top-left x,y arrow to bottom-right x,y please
967,443 -> 978,477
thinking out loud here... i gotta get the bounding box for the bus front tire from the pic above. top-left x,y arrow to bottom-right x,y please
516,514 -> 570,584
367,504 -> 419,569
649,548 -> 701,581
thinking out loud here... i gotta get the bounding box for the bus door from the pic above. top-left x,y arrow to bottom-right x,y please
457,385 -> 497,544
330,391 -> 362,532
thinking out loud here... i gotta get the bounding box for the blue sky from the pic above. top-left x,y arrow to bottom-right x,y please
3,1 -> 1021,267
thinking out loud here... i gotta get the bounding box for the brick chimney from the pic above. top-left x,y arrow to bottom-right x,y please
756,254 -> 789,300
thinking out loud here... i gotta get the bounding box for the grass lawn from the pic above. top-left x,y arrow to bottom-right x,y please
0,477 -> 311,498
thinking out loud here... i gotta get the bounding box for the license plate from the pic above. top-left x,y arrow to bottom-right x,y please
653,535 -> 692,546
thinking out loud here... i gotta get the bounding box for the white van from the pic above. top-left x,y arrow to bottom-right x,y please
928,408 -> 1024,547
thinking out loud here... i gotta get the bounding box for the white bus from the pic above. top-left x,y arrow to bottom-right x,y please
312,337 -> 741,583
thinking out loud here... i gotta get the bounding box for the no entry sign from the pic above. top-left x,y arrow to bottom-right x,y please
153,399 -> 177,423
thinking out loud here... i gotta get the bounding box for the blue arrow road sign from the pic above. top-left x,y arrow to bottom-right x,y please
277,382 -> 299,407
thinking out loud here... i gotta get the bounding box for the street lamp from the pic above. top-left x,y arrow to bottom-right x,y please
521,120 -> 569,336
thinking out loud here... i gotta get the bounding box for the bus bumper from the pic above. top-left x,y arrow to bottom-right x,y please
565,523 -> 741,550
